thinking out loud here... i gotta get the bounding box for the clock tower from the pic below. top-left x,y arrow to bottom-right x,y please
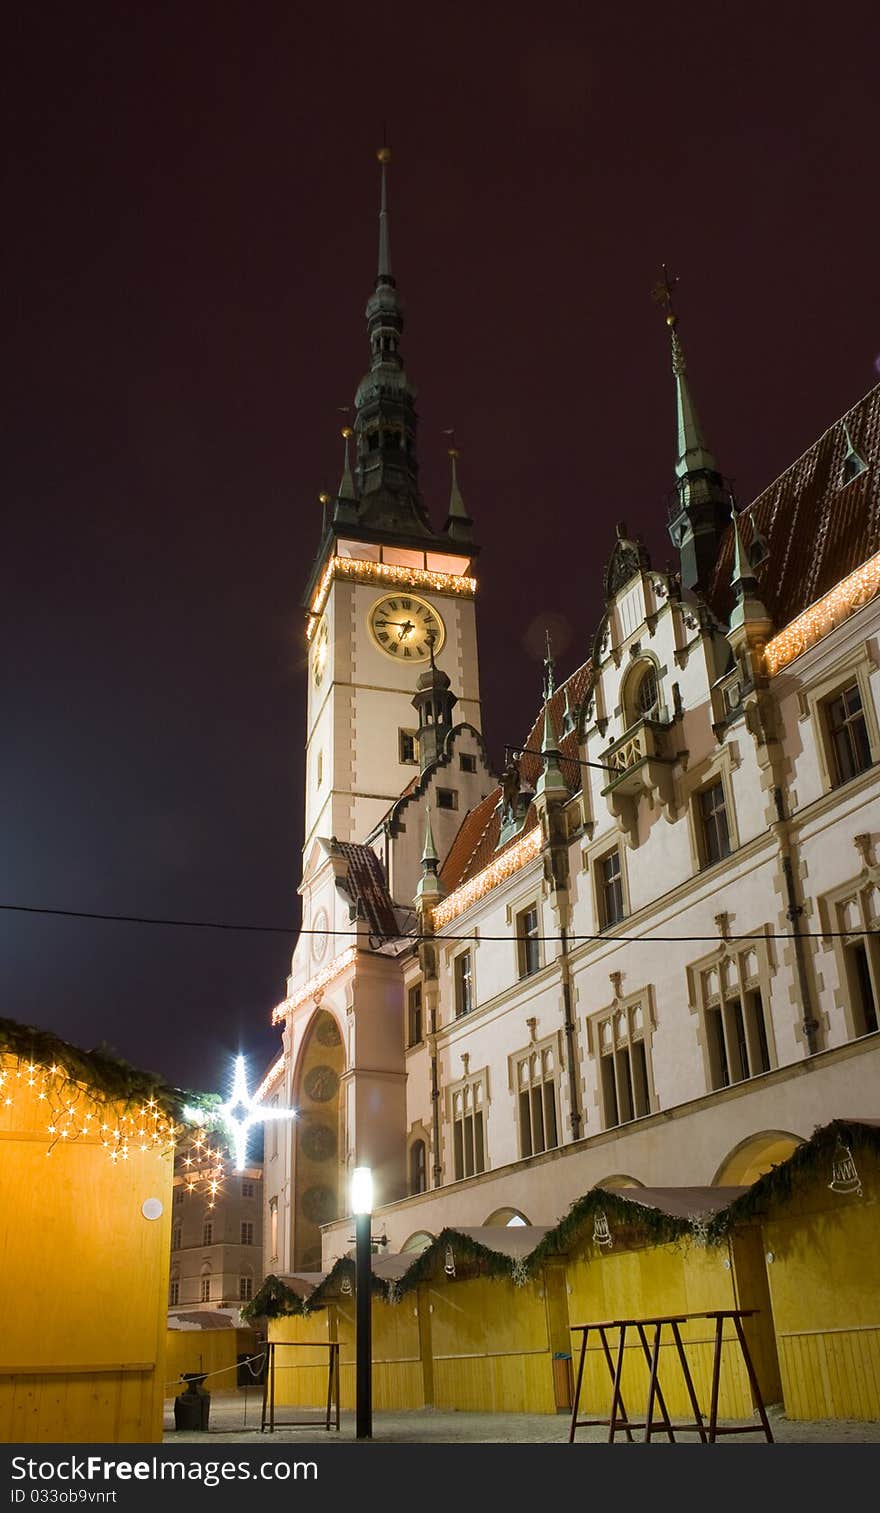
266,151 -> 488,1272
302,149 -> 482,865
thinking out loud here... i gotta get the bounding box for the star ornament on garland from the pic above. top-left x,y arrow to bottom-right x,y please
185,1055 -> 296,1171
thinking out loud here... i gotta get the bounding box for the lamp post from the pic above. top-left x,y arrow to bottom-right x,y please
351,1166 -> 373,1440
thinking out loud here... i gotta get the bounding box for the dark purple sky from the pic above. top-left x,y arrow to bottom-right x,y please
3,2 -> 878,1093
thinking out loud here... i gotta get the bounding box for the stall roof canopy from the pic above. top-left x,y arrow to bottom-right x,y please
244,1118 -> 880,1320
606,1187 -> 746,1220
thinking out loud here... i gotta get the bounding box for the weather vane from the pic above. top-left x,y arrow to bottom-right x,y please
651,263 -> 679,326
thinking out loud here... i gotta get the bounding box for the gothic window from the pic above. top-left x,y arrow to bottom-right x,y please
593,998 -> 653,1130
239,1275 -> 254,1302
516,904 -> 540,977
449,1072 -> 487,1180
409,1139 -> 427,1194
407,981 -> 423,1046
200,1267 -> 212,1303
514,1042 -> 559,1158
454,951 -> 473,1018
700,955 -> 772,1088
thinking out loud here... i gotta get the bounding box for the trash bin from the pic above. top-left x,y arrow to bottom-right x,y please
174,1373 -> 211,1431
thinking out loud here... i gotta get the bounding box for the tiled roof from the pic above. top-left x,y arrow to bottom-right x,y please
439,661 -> 593,894
708,383 -> 880,628
440,787 -> 501,891
334,841 -> 400,941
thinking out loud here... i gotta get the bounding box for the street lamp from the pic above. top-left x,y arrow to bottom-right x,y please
351,1166 -> 373,1440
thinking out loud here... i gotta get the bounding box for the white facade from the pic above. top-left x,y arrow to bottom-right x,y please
260,259 -> 880,1277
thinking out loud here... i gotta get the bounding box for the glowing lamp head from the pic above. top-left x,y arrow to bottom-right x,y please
351,1167 -> 373,1215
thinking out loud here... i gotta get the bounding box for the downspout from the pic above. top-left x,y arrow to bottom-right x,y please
559,923 -> 583,1141
773,785 -> 820,1055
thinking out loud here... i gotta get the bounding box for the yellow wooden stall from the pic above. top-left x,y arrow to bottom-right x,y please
412,1228 -> 558,1414
736,1120 -> 880,1421
0,1033 -> 176,1443
559,1188 -> 782,1424
267,1253 -> 427,1412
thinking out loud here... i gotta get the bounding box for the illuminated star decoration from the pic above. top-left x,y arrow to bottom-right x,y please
185,1055 -> 296,1172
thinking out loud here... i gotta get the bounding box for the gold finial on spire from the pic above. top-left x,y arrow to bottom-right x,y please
341,426 -> 353,439
443,426 -> 459,460
652,263 -> 679,327
377,146 -> 391,165
318,492 -> 330,505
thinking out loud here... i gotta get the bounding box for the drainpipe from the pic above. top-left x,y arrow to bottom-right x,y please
773,786 -> 820,1055
559,924 -> 583,1141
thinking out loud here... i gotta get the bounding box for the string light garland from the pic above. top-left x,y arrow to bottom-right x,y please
306,555 -> 476,640
765,551 -> 880,675
252,1055 -> 286,1106
272,944 -> 357,1024
432,826 -> 542,929
0,1053 -> 177,1167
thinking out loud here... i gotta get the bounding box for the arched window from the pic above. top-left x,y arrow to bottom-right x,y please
409,1139 -> 427,1195
624,661 -> 662,727
484,1206 -> 531,1227
634,665 -> 658,719
199,1265 -> 212,1304
401,1231 -> 434,1254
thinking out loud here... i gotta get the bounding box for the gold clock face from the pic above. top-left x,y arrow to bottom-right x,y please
312,617 -> 329,686
367,593 -> 446,662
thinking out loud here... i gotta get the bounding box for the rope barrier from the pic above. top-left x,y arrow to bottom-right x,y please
164,1349 -> 266,1392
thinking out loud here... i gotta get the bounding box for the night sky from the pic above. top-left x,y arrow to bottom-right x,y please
3,2 -> 879,1095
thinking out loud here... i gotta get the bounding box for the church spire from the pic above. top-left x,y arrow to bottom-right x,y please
654,267 -> 731,597
442,434 -> 474,541
535,633 -> 568,801
352,148 -> 431,536
728,498 -> 770,633
377,145 -> 392,282
338,425 -> 357,501
415,803 -> 445,904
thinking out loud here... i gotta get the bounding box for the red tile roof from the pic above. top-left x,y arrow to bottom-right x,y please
439,661 -> 593,894
708,383 -> 880,628
334,841 -> 400,940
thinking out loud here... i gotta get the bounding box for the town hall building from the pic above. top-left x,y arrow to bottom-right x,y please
256,152 -> 880,1275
